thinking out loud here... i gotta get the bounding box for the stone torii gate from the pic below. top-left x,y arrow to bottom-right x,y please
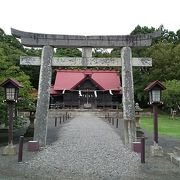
11,28 -> 161,146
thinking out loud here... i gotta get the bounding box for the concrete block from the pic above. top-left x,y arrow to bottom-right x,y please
28,141 -> 39,152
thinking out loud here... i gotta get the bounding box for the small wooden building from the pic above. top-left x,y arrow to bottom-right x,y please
50,69 -> 122,109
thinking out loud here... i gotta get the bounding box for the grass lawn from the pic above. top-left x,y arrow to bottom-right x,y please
140,114 -> 180,138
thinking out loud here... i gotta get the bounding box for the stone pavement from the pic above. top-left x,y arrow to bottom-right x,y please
0,112 -> 179,180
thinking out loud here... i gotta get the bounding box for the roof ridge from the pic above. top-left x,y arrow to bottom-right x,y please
56,69 -> 119,73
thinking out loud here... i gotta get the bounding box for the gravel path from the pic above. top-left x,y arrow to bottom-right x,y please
17,112 -> 141,179
1,112 -> 179,179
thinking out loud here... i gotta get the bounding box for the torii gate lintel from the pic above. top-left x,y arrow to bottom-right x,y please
11,28 -> 161,48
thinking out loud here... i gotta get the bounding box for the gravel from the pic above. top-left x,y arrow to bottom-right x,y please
18,112 -> 141,179
1,112 -> 180,179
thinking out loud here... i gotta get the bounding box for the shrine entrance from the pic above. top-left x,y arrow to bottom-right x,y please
12,28 -> 161,146
80,91 -> 95,108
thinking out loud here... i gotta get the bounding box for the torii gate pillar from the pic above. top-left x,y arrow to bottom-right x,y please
121,47 -> 136,144
34,45 -> 53,146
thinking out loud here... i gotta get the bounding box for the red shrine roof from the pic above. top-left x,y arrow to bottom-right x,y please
51,69 -> 121,94
50,86 -> 58,95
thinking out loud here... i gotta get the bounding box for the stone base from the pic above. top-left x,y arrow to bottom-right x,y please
2,144 -> 17,155
151,143 -> 163,156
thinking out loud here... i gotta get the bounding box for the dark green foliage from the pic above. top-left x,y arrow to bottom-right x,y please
111,48 -> 121,57
162,80 -> 180,110
127,25 -> 180,108
55,48 -> 81,57
133,42 -> 180,106
0,28 -> 34,128
20,48 -> 42,88
130,25 -> 155,35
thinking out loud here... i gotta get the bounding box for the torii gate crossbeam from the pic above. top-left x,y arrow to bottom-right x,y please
11,28 -> 161,48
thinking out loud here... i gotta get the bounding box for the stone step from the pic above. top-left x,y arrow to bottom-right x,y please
49,108 -> 121,113
48,109 -> 122,119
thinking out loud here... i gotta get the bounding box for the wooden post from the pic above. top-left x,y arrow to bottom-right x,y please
18,136 -> 24,162
116,119 -> 119,128
153,104 -> 158,143
59,117 -> 61,124
7,102 -> 14,145
55,117 -> 57,127
66,112 -> 68,120
112,117 -> 114,126
141,137 -> 145,163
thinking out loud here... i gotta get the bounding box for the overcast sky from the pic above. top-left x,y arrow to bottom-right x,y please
1,0 -> 180,35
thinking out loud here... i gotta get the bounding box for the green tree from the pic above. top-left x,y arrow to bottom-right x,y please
162,80 -> 180,111
130,25 -> 156,35
55,48 -> 81,57
125,25 -> 180,106
21,48 -> 42,88
0,28 -> 34,127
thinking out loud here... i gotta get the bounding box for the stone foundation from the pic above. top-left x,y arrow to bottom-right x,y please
151,143 -> 163,156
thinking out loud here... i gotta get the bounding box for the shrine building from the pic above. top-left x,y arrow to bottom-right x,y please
50,69 -> 122,109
